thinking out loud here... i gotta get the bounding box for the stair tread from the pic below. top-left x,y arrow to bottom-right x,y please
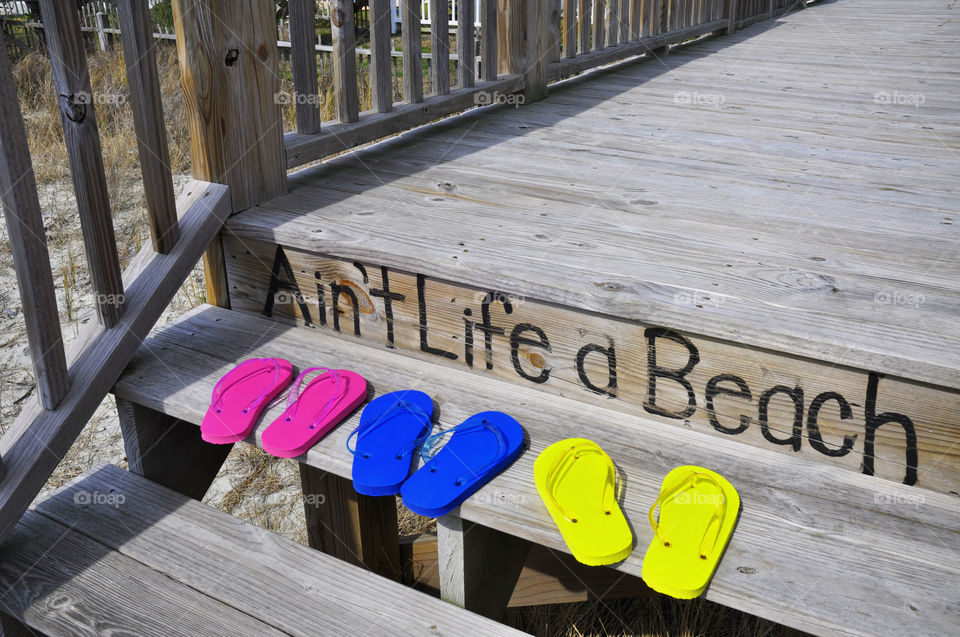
10,463 -> 518,637
115,304 -> 960,637
227,0 -> 960,390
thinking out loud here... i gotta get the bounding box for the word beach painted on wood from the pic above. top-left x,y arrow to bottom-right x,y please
224,238 -> 960,494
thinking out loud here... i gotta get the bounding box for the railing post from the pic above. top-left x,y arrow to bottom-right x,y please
500,0 -> 550,102
172,0 -> 288,308
726,0 -> 738,34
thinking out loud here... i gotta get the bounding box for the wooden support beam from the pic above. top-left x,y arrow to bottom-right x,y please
289,0 -> 323,133
457,0 -> 476,87
40,0 -> 126,328
117,398 -> 231,501
0,181 -> 230,548
0,30 -> 69,410
370,0 -> 394,111
401,0 -> 424,102
437,515 -> 530,620
331,0 -> 359,122
116,0 -> 180,254
480,0 -> 498,80
300,465 -> 402,581
430,0 -> 450,94
401,533 -> 651,607
171,0 -> 287,213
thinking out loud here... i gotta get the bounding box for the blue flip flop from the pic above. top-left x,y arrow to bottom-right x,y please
400,411 -> 525,517
347,390 -> 434,496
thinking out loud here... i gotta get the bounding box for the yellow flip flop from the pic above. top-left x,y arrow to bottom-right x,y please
534,438 -> 633,566
641,466 -> 740,599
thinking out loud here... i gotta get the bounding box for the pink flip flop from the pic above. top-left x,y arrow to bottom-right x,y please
261,367 -> 368,458
201,358 -> 294,444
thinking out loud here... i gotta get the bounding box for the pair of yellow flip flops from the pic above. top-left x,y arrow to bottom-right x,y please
533,438 -> 739,599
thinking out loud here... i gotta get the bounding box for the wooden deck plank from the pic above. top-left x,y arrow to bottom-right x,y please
232,0 -> 959,390
35,464 -> 523,637
0,510 -> 286,637
113,305 -> 960,637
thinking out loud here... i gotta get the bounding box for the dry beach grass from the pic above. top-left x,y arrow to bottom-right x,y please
0,44 -> 800,637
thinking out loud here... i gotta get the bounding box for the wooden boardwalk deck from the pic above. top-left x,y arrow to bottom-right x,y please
224,0 -> 960,493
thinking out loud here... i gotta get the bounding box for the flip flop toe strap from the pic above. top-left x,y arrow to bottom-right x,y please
346,397 -> 434,458
648,471 -> 727,560
282,367 -> 344,430
419,418 -> 508,487
544,443 -> 618,524
211,358 -> 281,415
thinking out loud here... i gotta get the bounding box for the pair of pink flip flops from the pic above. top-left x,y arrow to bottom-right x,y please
200,357 -> 367,458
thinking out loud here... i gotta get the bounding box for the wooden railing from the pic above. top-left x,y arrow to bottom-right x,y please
0,0 -> 230,539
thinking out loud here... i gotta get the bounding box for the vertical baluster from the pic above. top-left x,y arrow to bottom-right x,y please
331,0 -> 359,122
563,0 -> 576,57
479,0 -> 497,80
619,0 -> 630,42
592,0 -> 605,49
39,0 -> 125,327
630,0 -> 642,40
371,0 -> 394,111
290,0 -> 322,133
549,0 -> 562,61
606,0 -> 618,46
430,0 -> 449,94
402,0 -> 424,102
457,0 -> 476,87
0,31 -> 69,409
578,0 -> 590,53
116,0 -> 180,254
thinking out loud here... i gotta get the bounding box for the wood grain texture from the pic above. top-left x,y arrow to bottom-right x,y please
117,398 -> 231,501
370,0 -> 394,112
113,304 -> 960,636
33,464 -> 524,636
0,510 -> 285,637
606,0 -> 619,46
39,0 -> 125,327
289,0 -> 323,132
524,0 -> 551,101
592,0 -> 605,49
300,465 -> 402,580
0,182 -> 230,547
248,0 -> 959,393
401,0 -> 424,103
480,0 -> 498,80
202,232 -> 230,309
578,0 -> 591,53
285,75 -> 523,167
563,0 -> 577,58
457,0 -> 477,87
430,0 -> 450,95
171,0 -> 287,212
437,515 -> 531,619
498,0 -> 523,75
548,0 -> 562,62
116,0 -> 180,254
331,0 -> 359,122
0,32 -> 68,410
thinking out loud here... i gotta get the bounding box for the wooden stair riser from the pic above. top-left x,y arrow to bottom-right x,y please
223,237 -> 960,494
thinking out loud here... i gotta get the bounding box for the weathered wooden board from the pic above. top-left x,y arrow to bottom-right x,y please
0,510 -> 286,637
35,464 -> 524,637
223,237 -> 959,494
113,305 -> 960,637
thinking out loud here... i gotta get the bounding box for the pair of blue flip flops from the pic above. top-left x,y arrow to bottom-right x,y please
347,390 -> 525,517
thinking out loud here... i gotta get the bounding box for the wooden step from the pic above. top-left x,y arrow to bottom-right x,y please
217,0 -> 960,495
0,463 -> 522,637
113,304 -> 960,637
